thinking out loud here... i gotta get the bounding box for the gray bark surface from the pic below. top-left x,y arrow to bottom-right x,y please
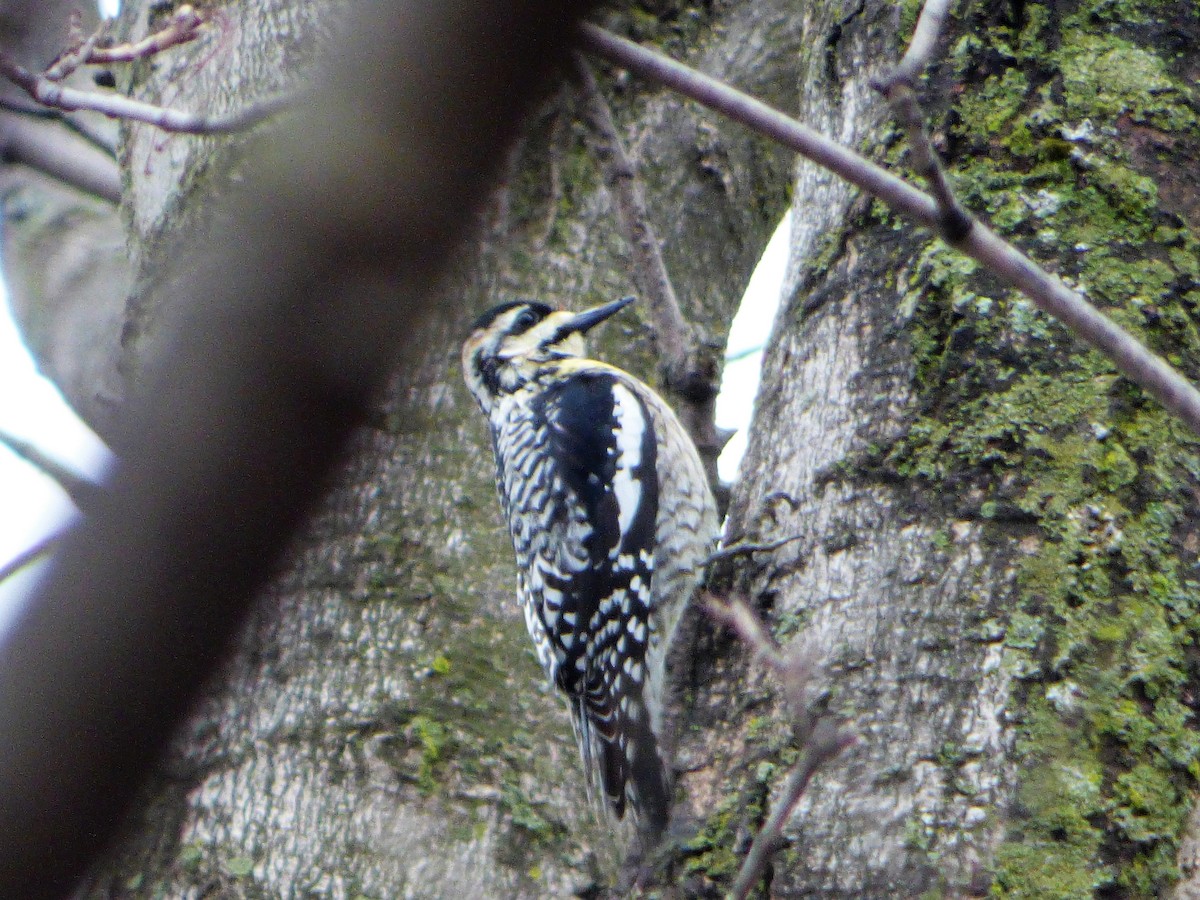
696,0 -> 1200,896
6,0 -> 1199,896
64,2 -> 799,897
709,2 -> 1020,892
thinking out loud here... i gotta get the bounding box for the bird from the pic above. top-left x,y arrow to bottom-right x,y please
461,296 -> 717,842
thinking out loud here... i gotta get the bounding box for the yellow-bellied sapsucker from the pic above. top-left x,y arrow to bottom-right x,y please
462,297 -> 717,841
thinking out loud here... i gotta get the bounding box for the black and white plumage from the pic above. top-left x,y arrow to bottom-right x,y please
462,297 -> 716,841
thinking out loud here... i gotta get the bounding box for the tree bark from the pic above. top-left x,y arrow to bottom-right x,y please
7,0 -> 1200,896
690,0 -> 1200,896
29,1 -> 801,897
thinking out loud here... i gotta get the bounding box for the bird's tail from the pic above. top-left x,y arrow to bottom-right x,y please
573,688 -> 672,843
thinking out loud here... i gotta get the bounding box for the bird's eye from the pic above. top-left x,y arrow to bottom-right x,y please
513,309 -> 538,331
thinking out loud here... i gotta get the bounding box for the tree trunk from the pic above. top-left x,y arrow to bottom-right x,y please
6,0 -> 1199,897
687,0 -> 1200,896
31,2 -> 800,897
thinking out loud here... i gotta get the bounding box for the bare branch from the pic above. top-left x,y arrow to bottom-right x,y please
703,533 -> 803,568
578,26 -> 938,226
573,54 -> 691,378
44,5 -> 203,81
889,0 -> 956,87
730,722 -> 856,900
1,7 -> 278,138
87,6 -> 204,66
43,25 -> 99,83
877,80 -> 970,240
579,24 -> 1200,437
0,52 -> 291,134
0,1 -> 601,894
704,593 -> 790,670
0,430 -> 105,513
872,0 -> 971,241
572,53 -> 729,487
0,5 -> 232,146
704,593 -> 810,714
0,97 -> 119,153
0,111 -> 120,202
703,594 -> 855,899
0,534 -> 58,586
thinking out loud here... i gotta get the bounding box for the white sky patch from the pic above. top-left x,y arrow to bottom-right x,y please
0,279 -> 112,633
715,210 -> 792,483
98,0 -> 121,18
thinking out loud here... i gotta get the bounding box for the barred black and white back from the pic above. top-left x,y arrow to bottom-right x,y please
462,298 -> 716,841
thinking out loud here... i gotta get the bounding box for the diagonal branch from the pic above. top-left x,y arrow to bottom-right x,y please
572,54 -> 729,485
44,5 -> 203,81
0,52 -> 291,135
0,111 -> 121,202
0,2 -> 603,894
873,78 -> 969,240
1,6 -> 282,136
730,721 -> 856,900
573,54 -> 692,380
0,430 -> 105,513
703,533 -> 803,568
578,24 -> 1200,438
704,594 -> 855,900
889,0 -> 957,87
86,6 -> 204,66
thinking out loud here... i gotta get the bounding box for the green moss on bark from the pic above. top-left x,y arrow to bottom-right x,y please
887,0 -> 1200,894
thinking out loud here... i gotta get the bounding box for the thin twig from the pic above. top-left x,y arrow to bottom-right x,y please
872,0 -> 971,240
573,54 -> 692,379
0,533 -> 59,586
704,593 -> 789,668
578,24 -> 1200,438
60,107 -> 120,156
0,98 -> 119,155
0,6 -> 284,136
730,722 -> 856,900
44,27 -> 100,83
889,0 -> 956,87
877,80 -> 970,240
0,53 -> 290,134
704,533 -> 802,568
44,5 -> 203,80
703,594 -> 855,898
0,1 -> 601,893
572,52 -> 729,485
704,594 -> 811,713
0,431 -> 105,513
88,6 -> 204,65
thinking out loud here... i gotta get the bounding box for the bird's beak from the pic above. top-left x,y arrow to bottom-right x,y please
553,296 -> 635,341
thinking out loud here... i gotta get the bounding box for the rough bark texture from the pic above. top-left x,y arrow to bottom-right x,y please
7,0 -> 1200,897
685,0 -> 1200,897
56,1 -> 798,897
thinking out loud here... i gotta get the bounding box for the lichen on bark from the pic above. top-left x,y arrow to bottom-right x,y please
703,0 -> 1200,896
899,1 -> 1200,894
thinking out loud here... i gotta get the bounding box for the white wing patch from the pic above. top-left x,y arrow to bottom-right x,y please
609,383 -> 645,563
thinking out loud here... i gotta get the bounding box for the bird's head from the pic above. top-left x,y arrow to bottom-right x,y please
461,296 -> 633,409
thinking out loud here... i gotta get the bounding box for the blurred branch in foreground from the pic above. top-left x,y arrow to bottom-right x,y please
0,2 -> 598,896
